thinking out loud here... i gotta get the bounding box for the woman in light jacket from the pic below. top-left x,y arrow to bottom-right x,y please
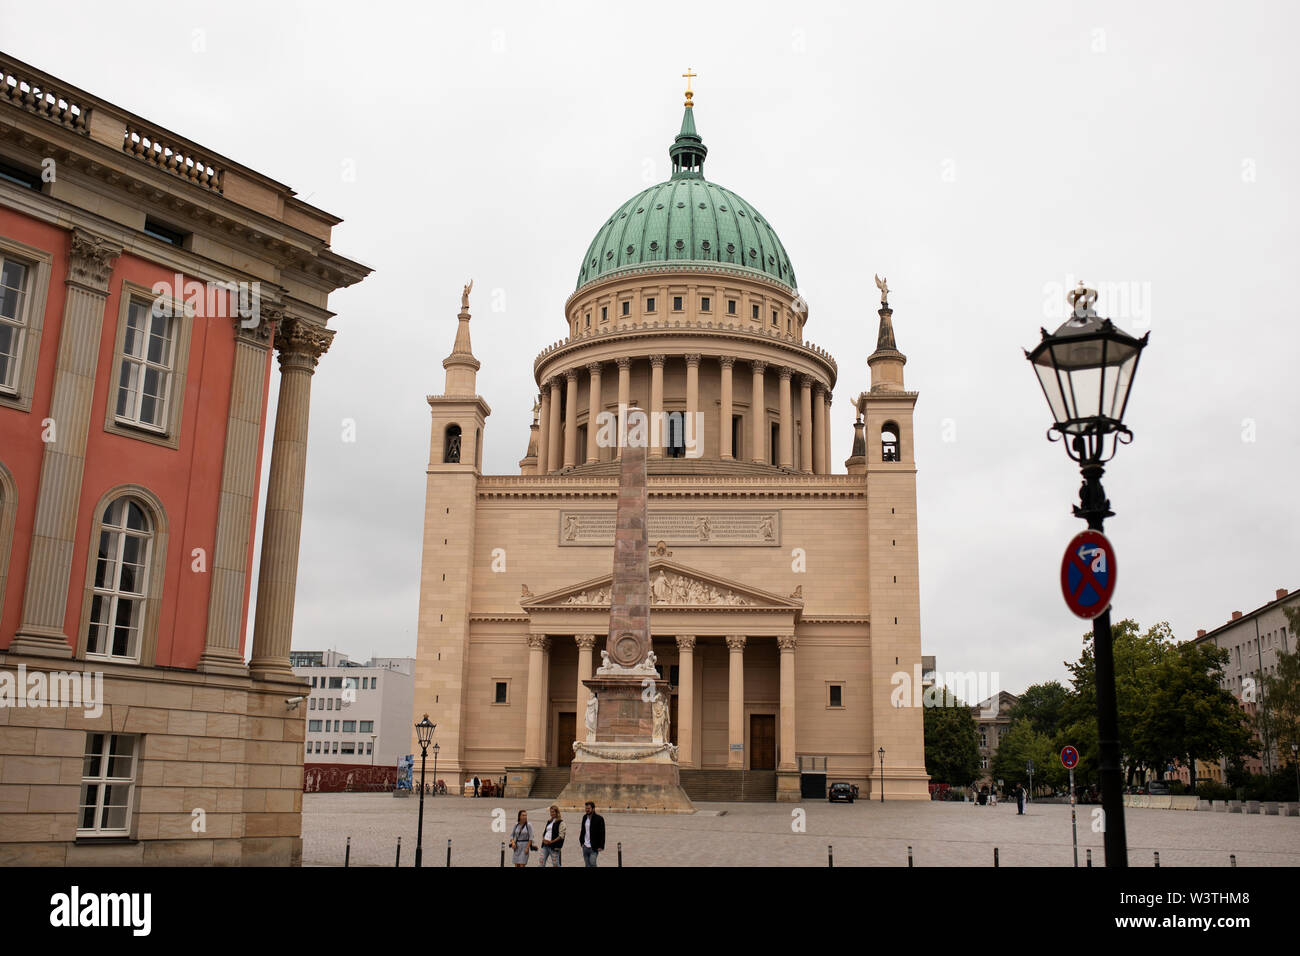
509,809 -> 535,867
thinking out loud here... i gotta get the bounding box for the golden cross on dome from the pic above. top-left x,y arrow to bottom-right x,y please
682,67 -> 697,106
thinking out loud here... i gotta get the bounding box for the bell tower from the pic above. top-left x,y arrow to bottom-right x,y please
412,283 -> 491,777
858,279 -> 929,798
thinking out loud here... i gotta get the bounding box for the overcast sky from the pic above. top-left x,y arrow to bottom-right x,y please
5,1 -> 1297,696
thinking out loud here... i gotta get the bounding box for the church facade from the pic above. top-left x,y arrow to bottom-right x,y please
413,88 -> 929,801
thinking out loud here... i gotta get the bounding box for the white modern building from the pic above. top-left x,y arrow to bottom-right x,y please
290,651 -> 416,766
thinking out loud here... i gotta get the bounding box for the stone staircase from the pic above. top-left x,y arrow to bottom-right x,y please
679,769 -> 777,803
528,767 -> 571,799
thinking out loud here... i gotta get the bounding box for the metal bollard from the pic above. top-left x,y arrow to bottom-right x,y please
1086,848 -> 1092,868
344,836 -> 351,868
395,836 -> 401,868
828,844 -> 834,867
617,842 -> 623,867
500,841 -> 506,867
907,845 -> 913,868
994,847 -> 999,867
446,838 -> 452,867
1153,851 -> 1159,868
1230,854 -> 1236,868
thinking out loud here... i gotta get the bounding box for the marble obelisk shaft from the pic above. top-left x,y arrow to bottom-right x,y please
606,438 -> 650,667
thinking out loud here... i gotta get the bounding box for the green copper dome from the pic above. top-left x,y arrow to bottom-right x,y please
575,103 -> 798,292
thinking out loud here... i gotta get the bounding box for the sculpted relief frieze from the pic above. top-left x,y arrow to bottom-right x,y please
560,570 -> 756,607
560,510 -> 779,547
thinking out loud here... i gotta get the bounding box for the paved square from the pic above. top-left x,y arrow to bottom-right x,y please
302,794 -> 1300,867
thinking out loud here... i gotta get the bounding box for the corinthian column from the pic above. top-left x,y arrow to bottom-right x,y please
676,635 -> 697,768
522,634 -> 549,766
685,353 -> 700,456
546,377 -> 562,473
812,382 -> 827,475
778,367 -> 794,470
799,375 -> 814,473
719,357 -> 734,460
585,363 -> 602,464
563,368 -> 579,469
750,361 -> 766,465
616,357 -> 631,458
10,229 -> 121,658
199,308 -> 278,675
648,355 -> 664,458
537,387 -> 551,473
726,635 -> 746,769
574,633 -> 596,720
778,634 -> 797,771
248,318 -> 334,682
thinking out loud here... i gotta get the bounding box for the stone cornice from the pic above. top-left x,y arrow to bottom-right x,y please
476,474 -> 867,500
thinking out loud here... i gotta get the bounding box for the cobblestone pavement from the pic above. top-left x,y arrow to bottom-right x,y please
303,794 -> 1300,867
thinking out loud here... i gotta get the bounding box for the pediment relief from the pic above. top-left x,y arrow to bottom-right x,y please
521,559 -> 802,611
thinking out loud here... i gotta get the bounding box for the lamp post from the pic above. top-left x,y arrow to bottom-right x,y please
432,742 -> 440,795
1026,760 -> 1035,802
370,734 -> 377,766
878,747 -> 886,803
1026,282 -> 1148,868
414,714 -> 435,867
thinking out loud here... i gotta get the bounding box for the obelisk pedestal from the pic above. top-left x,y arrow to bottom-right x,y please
557,414 -> 695,813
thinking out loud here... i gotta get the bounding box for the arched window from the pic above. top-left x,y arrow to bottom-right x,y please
881,422 -> 900,462
86,497 -> 153,661
475,427 -> 482,469
444,424 -> 462,463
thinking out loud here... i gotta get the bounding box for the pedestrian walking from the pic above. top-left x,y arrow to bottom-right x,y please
539,805 -> 565,867
472,775 -> 481,798
1016,784 -> 1025,815
579,801 -> 605,867
509,810 -> 535,867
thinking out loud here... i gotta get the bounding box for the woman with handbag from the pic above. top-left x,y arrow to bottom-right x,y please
509,809 -> 536,867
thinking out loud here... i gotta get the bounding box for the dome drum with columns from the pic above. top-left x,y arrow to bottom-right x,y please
413,80 -> 930,803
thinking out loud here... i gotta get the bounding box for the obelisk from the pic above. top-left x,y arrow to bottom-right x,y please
557,408 -> 695,812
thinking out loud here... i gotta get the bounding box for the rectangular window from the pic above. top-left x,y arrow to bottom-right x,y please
372,676 -> 379,690
328,677 -> 343,689
332,742 -> 338,754
673,296 -> 683,311
669,665 -> 680,685
731,415 -> 743,459
327,698 -> 334,711
728,299 -> 736,315
0,158 -> 42,190
700,296 -> 711,312
584,313 -> 590,327
770,423 -> 779,466
601,306 -> 608,321
0,255 -> 30,393
645,297 -> 655,313
772,310 -> 778,326
341,742 -> 355,755
308,720 -> 322,732
366,742 -> 373,755
494,681 -> 509,704
114,299 -> 175,432
828,685 -> 843,708
621,300 -> 630,316
359,720 -> 374,733
309,698 -> 316,710
334,720 -> 340,732
143,218 -> 186,246
79,733 -> 137,836
342,720 -> 356,733
752,304 -> 760,320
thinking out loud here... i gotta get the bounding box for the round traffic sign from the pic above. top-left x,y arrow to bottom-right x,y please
1060,530 -> 1116,619
1061,745 -> 1079,769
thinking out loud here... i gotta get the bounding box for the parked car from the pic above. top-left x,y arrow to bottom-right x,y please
828,782 -> 856,803
1147,780 -> 1171,796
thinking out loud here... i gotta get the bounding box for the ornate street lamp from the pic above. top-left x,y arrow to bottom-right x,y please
1026,282 -> 1149,868
414,714 -> 436,867
432,742 -> 440,795
1025,760 -> 1035,802
878,747 -> 886,803
1292,743 -> 1298,802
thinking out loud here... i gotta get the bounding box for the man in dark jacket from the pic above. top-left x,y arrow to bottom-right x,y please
579,801 -> 606,867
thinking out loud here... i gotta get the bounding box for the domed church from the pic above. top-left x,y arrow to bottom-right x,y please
414,80 -> 929,801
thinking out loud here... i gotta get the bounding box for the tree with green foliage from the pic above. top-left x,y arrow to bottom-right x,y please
1009,681 -> 1070,739
1259,611 -> 1300,776
1141,640 -> 1254,790
991,719 -> 1065,795
923,688 -> 980,787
